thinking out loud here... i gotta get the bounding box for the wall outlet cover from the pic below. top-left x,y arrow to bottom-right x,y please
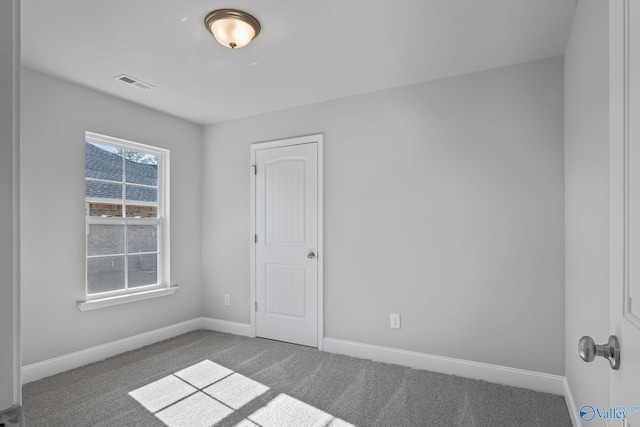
390,313 -> 401,329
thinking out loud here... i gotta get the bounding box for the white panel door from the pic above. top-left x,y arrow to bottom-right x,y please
255,141 -> 319,347
610,1 -> 640,423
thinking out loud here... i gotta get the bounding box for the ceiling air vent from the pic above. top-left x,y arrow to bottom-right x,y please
114,74 -> 154,91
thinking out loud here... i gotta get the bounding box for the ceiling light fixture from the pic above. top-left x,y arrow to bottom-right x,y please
204,9 -> 261,49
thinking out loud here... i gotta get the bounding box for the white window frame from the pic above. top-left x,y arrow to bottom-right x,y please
78,131 -> 174,311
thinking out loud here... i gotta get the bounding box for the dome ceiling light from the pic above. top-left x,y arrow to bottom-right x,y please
204,9 -> 261,49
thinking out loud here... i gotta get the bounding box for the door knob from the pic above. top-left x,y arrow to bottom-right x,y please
578,335 -> 620,370
307,251 -> 316,259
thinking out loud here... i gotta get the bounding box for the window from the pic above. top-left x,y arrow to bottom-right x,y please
84,132 -> 169,301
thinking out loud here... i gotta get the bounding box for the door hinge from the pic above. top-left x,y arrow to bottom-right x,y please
252,165 -> 257,175
254,234 -> 258,243
255,301 -> 258,311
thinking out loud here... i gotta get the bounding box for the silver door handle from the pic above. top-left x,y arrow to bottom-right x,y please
307,251 -> 316,259
578,335 -> 620,370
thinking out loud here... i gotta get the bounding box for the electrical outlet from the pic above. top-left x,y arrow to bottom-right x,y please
390,313 -> 401,329
224,294 -> 230,306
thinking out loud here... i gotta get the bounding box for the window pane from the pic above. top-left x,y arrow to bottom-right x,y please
125,152 -> 158,186
127,225 -> 158,253
126,184 -> 157,204
87,256 -> 125,294
86,181 -> 123,216
128,254 -> 157,288
86,202 -> 122,217
87,224 -> 125,256
86,143 -> 123,181
126,205 -> 157,218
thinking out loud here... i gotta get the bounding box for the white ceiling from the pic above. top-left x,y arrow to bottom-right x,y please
21,0 -> 578,125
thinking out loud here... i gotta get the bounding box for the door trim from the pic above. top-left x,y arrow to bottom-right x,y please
250,134 -> 324,350
610,0 -> 640,330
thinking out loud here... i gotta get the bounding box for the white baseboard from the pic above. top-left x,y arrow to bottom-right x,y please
564,378 -> 581,427
200,318 -> 252,337
323,337 -> 565,396
21,318 -> 204,384
21,317 -> 252,384
22,318 -> 566,400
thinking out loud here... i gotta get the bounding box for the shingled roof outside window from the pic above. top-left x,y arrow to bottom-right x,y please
85,142 -> 157,203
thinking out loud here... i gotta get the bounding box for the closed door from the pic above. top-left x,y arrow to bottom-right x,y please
253,137 -> 322,347
610,0 -> 640,416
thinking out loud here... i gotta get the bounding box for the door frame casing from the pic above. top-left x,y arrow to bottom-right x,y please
250,134 -> 324,350
610,0 -> 626,334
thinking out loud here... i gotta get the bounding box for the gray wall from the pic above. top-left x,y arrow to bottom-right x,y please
0,0 -> 20,409
202,57 -> 565,375
20,68 -> 203,365
564,0 -> 610,410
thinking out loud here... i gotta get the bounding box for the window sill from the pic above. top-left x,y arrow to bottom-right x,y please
77,286 -> 179,312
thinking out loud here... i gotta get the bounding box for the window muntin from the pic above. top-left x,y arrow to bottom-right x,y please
85,132 -> 169,299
